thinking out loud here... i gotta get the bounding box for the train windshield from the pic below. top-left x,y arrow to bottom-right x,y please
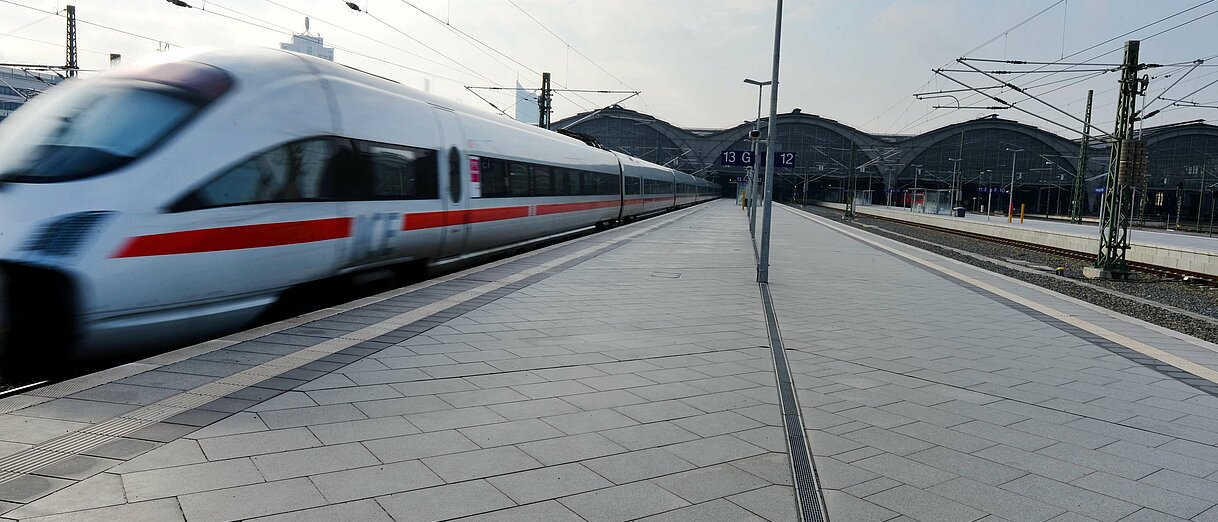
0,83 -> 207,182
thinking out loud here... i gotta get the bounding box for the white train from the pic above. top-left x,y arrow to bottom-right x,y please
0,48 -> 717,359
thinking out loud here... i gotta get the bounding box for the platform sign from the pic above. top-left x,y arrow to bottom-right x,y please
719,151 -> 796,168
977,187 -> 1008,194
720,150 -> 754,167
1094,187 -> 1106,194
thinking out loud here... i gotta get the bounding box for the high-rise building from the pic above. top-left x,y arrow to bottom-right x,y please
0,67 -> 63,123
514,81 -> 538,125
280,34 -> 334,61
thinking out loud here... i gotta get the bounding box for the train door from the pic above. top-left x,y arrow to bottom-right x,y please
433,108 -> 468,259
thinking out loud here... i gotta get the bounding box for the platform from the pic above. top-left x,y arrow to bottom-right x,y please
820,202 -> 1218,278
2,200 -> 1218,520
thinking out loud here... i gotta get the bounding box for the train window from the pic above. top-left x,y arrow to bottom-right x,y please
508,162 -> 530,197
363,144 -> 438,200
625,176 -> 640,195
567,169 -> 582,195
448,147 -> 461,203
479,157 -> 509,197
0,85 -> 211,183
532,165 -> 553,196
175,138 -> 339,211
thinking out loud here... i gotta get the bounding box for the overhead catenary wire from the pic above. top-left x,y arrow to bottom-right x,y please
257,0 -> 487,83
903,0 -> 1218,135
390,0 -> 596,111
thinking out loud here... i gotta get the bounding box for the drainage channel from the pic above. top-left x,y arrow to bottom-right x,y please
759,281 -> 829,522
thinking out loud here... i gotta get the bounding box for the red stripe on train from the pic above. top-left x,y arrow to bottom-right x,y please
113,217 -> 353,258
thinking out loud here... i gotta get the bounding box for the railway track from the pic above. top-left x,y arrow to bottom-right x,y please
856,210 -> 1216,284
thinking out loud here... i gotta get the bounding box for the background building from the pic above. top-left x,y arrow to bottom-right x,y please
279,34 -> 334,61
0,67 -> 63,123
555,106 -> 1218,221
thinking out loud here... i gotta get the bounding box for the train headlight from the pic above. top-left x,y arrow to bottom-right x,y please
21,211 -> 115,259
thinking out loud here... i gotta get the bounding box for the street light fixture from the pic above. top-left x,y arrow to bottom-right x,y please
743,78 -> 771,237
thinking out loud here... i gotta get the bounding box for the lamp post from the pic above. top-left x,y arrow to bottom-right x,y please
743,79 -> 771,237
948,158 -> 962,208
984,169 -> 994,220
1006,148 -> 1023,222
756,0 -> 783,284
911,165 -> 923,211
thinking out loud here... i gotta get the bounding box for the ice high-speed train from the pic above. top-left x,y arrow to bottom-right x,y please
0,48 -> 718,359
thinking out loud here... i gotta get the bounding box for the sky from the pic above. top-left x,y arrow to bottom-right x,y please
2,0 -> 1218,139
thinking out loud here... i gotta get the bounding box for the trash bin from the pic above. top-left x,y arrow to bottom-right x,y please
954,207 -> 966,217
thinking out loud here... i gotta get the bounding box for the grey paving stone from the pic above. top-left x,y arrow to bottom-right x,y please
853,452 -> 958,488
178,477 -> 327,522
663,434 -> 766,467
726,453 -> 792,486
456,500 -> 583,522
843,477 -> 903,498
866,484 -> 987,522
905,446 -> 1027,486
512,380 -> 598,399
976,444 -> 1095,482
17,498 -> 184,522
580,374 -> 657,391
14,399 -> 137,424
251,442 -> 379,480
31,454 -> 120,480
1116,508 -> 1190,522
187,411 -> 269,439
542,409 -> 638,434
614,400 -> 704,423
1099,440 -> 1218,478
122,457 -> 264,501
362,429 -> 479,463
952,420 -> 1058,451
1139,469 -> 1218,503
439,387 -> 530,408
559,481 -> 690,522
198,426 -> 321,460
0,474 -> 73,503
890,421 -> 997,454
405,406 -> 508,432
4,472 -> 125,520
517,432 -> 628,466
111,439 -> 207,474
1035,442 -> 1161,481
652,464 -> 771,504
487,397 -> 581,420
310,460 -> 443,503
459,418 -> 565,447
838,425 -> 935,455
725,484 -> 798,521
815,456 -> 882,490
583,447 -> 697,484
308,415 -> 420,444
673,411 -> 764,438
376,480 -> 514,522
257,404 -> 368,429
487,463 -> 612,504
928,477 -> 1067,522
421,445 -> 541,482
1070,471 -> 1214,519
1002,473 -> 1140,521
637,498 -> 765,521
305,384 -> 403,406
251,499 -> 393,522
562,390 -> 649,410
823,490 -> 899,522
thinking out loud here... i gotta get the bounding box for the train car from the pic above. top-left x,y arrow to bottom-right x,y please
0,48 -> 716,360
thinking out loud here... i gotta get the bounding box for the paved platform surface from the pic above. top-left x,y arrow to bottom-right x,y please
3,199 -> 1218,521
775,204 -> 1218,522
0,202 -> 796,522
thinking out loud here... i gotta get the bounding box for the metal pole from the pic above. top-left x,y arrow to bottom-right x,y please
1198,173 -> 1205,232
1071,90 -> 1093,223
987,172 -> 993,220
757,0 -> 783,284
1008,150 -> 1019,222
749,86 -> 763,236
